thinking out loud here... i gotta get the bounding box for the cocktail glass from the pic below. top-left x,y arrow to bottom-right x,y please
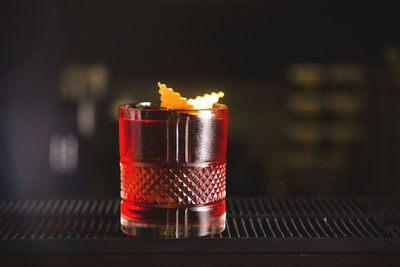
119,102 -> 228,238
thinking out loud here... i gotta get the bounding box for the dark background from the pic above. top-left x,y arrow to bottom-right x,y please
1,0 -> 400,199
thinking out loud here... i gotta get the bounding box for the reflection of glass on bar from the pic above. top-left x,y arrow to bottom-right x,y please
119,102 -> 228,238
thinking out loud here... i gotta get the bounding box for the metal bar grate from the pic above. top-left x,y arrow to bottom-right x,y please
0,197 -> 399,255
0,197 -> 398,240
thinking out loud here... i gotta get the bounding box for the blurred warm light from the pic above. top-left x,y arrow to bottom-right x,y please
286,93 -> 321,116
287,63 -> 323,85
60,63 -> 109,102
326,92 -> 364,115
328,64 -> 364,82
286,122 -> 321,144
327,123 -> 363,144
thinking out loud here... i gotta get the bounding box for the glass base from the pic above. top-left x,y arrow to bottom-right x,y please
120,200 -> 226,238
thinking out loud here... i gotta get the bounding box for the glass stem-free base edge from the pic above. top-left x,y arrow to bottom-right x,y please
121,200 -> 226,239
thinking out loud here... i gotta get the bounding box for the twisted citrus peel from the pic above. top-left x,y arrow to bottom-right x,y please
158,82 -> 224,110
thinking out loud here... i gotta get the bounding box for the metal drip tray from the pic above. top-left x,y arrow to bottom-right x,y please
1,197 -> 399,254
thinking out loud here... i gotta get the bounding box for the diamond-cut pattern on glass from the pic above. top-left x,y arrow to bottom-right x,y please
121,162 -> 226,205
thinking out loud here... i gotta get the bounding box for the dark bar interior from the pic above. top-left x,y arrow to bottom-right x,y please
1,1 -> 400,266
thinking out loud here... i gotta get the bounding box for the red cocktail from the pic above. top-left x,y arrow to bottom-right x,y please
119,102 -> 228,238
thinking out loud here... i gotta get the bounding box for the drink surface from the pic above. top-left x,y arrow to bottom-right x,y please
119,104 -> 228,207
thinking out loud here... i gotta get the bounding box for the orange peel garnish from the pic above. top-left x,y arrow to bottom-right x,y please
158,82 -> 194,109
188,92 -> 224,109
158,82 -> 224,110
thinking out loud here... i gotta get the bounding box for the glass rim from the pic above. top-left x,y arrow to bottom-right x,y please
119,102 -> 228,112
